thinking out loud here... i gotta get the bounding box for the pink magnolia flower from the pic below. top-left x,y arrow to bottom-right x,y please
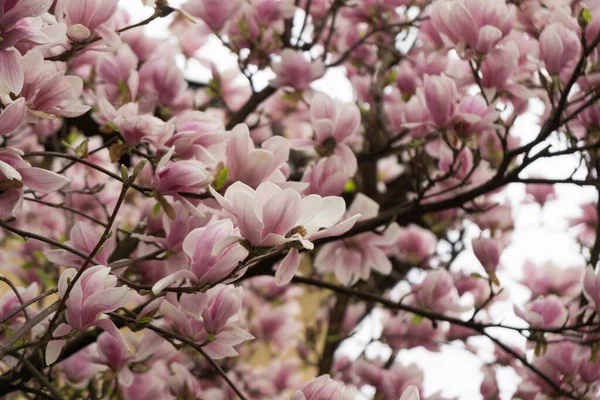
354,360 -> 424,400
183,0 -> 243,31
0,0 -> 54,50
45,221 -> 116,269
472,237 -> 501,282
396,224 -> 438,265
89,331 -> 170,387
291,374 -> 347,400
270,49 -> 325,91
122,362 -> 172,400
98,100 -> 173,147
46,265 -> 134,365
521,261 -> 582,300
514,295 -> 569,328
525,182 -> 556,206
95,45 -> 139,105
292,92 -> 361,176
167,362 -> 202,398
138,52 -> 189,111
480,366 -> 499,400
164,110 -> 227,167
0,147 -> 70,220
135,204 -> 210,280
414,269 -> 468,313
54,0 -> 120,46
152,219 -> 249,293
382,310 -> 446,351
251,303 -> 301,350
210,181 -> 359,284
59,348 -> 105,385
315,193 -> 400,285
422,74 -> 458,128
89,332 -> 135,386
226,124 -> 291,189
454,95 -> 499,135
0,282 -> 38,325
152,147 -> 213,196
17,50 -> 90,120
160,285 -> 254,359
210,181 -> 358,249
430,0 -> 515,54
301,155 -> 349,197
539,23 -> 581,75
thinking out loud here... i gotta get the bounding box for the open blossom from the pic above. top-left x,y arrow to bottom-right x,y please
95,45 -> 139,105
54,0 -> 119,46
414,269 -> 467,314
0,282 -> 38,326
0,0 -> 54,50
98,100 -> 173,147
210,181 -> 359,284
514,295 -> 569,328
210,181 -> 358,249
160,285 -> 254,359
0,147 -> 70,219
521,261 -> 582,300
270,49 -> 325,91
45,221 -> 116,268
17,50 -> 90,120
46,265 -> 134,365
430,0 -> 515,54
315,194 -> 400,285
226,123 -> 291,189
165,110 -> 227,167
152,219 -> 249,293
301,155 -> 349,197
396,224 -> 438,265
293,92 -> 361,177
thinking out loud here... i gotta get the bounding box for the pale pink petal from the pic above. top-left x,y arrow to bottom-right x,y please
19,167 -> 70,193
152,270 -> 198,294
275,248 -> 301,286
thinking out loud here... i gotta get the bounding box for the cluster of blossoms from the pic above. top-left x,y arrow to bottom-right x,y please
1,0 -> 600,399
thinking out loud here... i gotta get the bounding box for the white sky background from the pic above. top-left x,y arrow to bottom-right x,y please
120,2 -> 596,398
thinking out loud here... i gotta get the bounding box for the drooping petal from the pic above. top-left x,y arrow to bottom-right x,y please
275,248 -> 301,286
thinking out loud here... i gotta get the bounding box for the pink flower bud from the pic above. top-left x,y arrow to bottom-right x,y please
423,74 -> 458,128
472,237 -> 501,276
539,23 -> 581,75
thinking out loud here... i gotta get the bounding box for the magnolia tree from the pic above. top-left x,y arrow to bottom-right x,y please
2,0 -> 600,399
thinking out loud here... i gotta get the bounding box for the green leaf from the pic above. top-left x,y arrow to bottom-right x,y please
75,139 -> 89,158
344,178 -> 357,193
214,167 -> 229,190
580,8 -> 592,28
411,315 -> 424,324
152,202 -> 161,217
